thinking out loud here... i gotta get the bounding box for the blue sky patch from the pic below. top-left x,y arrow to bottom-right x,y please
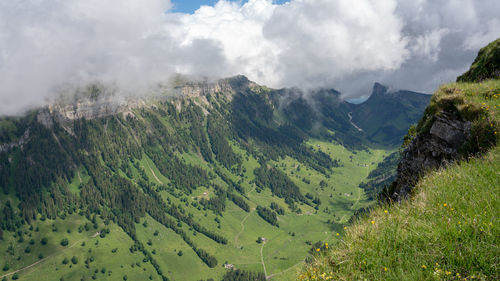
171,0 -> 289,14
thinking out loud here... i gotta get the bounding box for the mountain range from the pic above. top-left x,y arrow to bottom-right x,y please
0,77 -> 429,281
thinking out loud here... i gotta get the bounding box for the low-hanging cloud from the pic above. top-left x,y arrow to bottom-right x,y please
0,0 -> 499,115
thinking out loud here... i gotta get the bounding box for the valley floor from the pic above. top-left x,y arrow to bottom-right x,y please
0,139 -> 392,281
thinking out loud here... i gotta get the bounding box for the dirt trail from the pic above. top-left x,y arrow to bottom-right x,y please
145,159 -> 162,184
0,236 -> 90,279
234,208 -> 255,248
0,257 -> 48,279
260,241 -> 268,278
266,260 -> 304,280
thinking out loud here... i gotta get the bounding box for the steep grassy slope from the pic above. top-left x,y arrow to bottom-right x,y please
457,38 -> 500,82
300,80 -> 500,280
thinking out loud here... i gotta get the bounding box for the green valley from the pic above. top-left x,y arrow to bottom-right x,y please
0,77 -> 426,281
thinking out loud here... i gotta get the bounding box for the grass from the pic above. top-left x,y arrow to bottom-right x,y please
457,38 -> 500,82
67,167 -> 90,195
300,80 -> 500,281
0,214 -> 159,281
124,137 -> 390,280
146,139 -> 390,280
136,215 -> 211,281
0,103 -> 392,281
417,80 -> 500,152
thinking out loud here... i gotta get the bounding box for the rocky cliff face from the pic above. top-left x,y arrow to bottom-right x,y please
387,110 -> 472,201
36,97 -> 143,128
34,77 -> 245,128
384,38 -> 500,201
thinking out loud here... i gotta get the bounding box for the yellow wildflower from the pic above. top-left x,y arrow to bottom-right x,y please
384,210 -> 388,214
316,248 -> 320,252
384,267 -> 387,272
371,220 -> 375,224
443,203 -> 447,207
422,265 -> 427,269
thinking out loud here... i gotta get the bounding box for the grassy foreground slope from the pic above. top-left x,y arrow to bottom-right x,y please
300,80 -> 500,280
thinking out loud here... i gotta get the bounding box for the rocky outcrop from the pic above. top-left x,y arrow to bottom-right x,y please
386,111 -> 472,201
175,78 -> 235,98
0,128 -> 30,153
34,76 -> 247,128
384,37 -> 500,202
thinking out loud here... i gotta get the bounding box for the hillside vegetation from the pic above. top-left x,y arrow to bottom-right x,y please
0,76 -> 429,280
457,38 -> 500,82
300,54 -> 500,280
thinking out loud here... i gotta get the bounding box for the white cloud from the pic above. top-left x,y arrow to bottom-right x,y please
168,0 -> 279,82
0,0 -> 499,115
410,28 -> 449,61
168,0 -> 409,88
464,19 -> 500,50
262,0 -> 408,87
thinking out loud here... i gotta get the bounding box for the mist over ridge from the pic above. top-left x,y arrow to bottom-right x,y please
1,0 -> 499,115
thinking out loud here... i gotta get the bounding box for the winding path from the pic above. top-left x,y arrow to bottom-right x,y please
145,159 -> 162,184
0,257 -> 48,279
260,241 -> 268,278
266,260 -> 304,280
0,236 -> 90,279
348,112 -> 364,132
234,208 -> 255,248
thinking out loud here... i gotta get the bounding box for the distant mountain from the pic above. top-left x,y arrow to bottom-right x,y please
349,83 -> 431,145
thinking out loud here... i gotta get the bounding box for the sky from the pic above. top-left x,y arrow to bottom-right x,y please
0,0 -> 499,115
171,0 -> 290,13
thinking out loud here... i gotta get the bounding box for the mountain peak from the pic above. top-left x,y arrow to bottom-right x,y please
372,82 -> 389,97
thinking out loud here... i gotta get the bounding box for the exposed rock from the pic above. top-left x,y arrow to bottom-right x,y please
388,111 -> 471,201
176,78 -> 234,98
36,109 -> 54,128
0,128 -> 30,153
34,77 -> 245,129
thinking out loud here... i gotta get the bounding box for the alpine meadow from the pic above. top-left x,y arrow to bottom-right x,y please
0,1 -> 499,281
